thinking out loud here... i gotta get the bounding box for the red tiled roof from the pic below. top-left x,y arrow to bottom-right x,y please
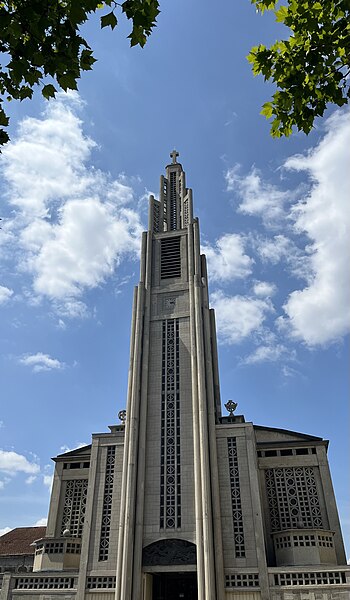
0,527 -> 46,556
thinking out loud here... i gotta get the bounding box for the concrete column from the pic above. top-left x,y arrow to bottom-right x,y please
132,231 -> 153,600
0,574 -> 12,600
76,437 -> 100,600
246,425 -> 271,600
120,283 -> 145,600
187,222 -> 205,599
45,461 -> 63,537
142,573 -> 153,600
209,309 -> 221,419
201,259 -> 225,600
140,232 -> 147,283
316,445 -> 347,564
115,286 -> 138,600
193,221 -> 215,599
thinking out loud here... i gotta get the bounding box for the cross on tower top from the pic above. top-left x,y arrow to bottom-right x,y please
170,149 -> 179,164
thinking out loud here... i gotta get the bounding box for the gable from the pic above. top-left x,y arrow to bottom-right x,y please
254,425 -> 323,445
54,444 -> 92,460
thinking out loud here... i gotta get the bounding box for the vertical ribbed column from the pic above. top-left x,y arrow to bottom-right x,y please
116,278 -> 145,600
187,222 -> 205,599
132,231 -> 153,600
201,254 -> 225,600
115,286 -> 137,600
193,219 -> 215,599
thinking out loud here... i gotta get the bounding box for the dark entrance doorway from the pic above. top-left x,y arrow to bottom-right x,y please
153,572 -> 197,600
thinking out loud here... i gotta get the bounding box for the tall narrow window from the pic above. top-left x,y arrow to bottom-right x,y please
61,479 -> 88,537
160,319 -> 181,529
227,438 -> 245,557
169,171 -> 177,230
99,445 -> 116,560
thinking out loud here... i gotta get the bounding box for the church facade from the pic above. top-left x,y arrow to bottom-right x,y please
1,154 -> 349,600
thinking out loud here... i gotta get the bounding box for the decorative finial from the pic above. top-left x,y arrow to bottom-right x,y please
170,149 -> 179,164
225,400 -> 238,416
118,409 -> 127,425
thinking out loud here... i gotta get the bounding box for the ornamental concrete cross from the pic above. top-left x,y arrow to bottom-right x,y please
170,149 -> 179,164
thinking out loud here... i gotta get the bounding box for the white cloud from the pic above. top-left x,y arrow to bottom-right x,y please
256,234 -> 291,264
25,475 -> 37,485
43,474 -> 53,490
243,343 -> 291,364
19,352 -> 65,373
1,92 -> 143,315
282,110 -> 350,345
211,291 -> 273,344
59,442 -> 88,453
253,281 -> 277,298
0,285 -> 13,304
33,518 -> 47,526
0,527 -> 12,537
0,450 -> 40,475
225,164 -> 289,225
202,233 -> 253,282
255,234 -> 312,281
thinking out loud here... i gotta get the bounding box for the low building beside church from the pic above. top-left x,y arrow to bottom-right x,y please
1,153 -> 348,600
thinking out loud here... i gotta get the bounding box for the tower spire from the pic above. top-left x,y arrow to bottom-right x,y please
148,151 -> 193,233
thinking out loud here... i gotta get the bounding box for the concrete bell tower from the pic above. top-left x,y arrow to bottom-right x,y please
116,150 -> 225,599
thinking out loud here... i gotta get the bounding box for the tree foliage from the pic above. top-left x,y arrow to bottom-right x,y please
248,0 -> 350,137
0,0 -> 159,146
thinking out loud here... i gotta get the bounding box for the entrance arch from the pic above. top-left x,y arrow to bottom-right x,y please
142,539 -> 196,566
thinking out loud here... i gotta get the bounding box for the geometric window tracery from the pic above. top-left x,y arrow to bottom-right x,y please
99,445 -> 116,561
169,171 -> 178,230
265,466 -> 323,531
160,318 -> 181,529
61,479 -> 88,537
227,437 -> 245,557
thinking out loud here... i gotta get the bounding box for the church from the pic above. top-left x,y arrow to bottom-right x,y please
0,153 -> 349,600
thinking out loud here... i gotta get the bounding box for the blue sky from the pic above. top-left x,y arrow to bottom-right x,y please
0,0 -> 349,557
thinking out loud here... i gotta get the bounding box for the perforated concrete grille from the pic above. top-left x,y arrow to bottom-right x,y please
160,319 -> 181,529
15,577 -> 74,589
86,576 -> 116,589
153,200 -> 160,233
273,571 -> 346,586
275,533 -> 333,549
183,197 -> 189,226
169,171 -> 177,230
99,445 -> 116,561
160,237 -> 181,279
225,574 -> 259,588
265,467 -> 323,531
43,542 -> 64,554
61,478 -> 88,537
227,437 -> 245,557
66,541 -> 81,553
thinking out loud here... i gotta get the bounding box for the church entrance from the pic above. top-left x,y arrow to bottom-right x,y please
152,572 -> 197,600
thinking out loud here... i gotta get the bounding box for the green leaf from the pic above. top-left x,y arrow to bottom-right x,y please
42,84 -> 57,99
57,73 -> 78,91
260,102 -> 274,118
0,128 -> 10,146
101,11 -> 118,30
0,108 -> 9,127
275,5 -> 288,22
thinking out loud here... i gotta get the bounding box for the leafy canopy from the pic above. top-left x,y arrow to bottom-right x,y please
0,0 -> 159,146
248,0 -> 350,137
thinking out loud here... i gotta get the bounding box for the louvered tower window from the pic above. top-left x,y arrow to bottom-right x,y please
160,237 -> 181,279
